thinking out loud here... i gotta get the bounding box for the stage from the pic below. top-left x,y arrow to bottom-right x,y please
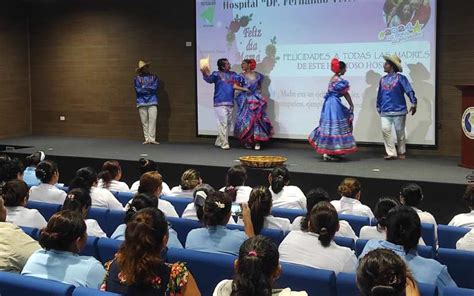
1,136 -> 472,224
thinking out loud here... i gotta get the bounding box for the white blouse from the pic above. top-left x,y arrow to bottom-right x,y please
29,183 -> 67,205
290,216 -> 357,240
85,219 -> 106,238
6,206 -> 47,229
456,229 -> 474,251
130,180 -> 172,196
170,186 -> 195,198
97,179 -> 130,193
269,186 -> 306,210
182,203 -> 236,224
330,197 -> 374,219
238,215 -> 291,232
219,186 -> 253,203
448,210 -> 474,228
90,187 -> 124,211
359,225 -> 426,245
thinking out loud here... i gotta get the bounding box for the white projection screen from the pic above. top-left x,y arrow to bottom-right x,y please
196,0 -> 437,145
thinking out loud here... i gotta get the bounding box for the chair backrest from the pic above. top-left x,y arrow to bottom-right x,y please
87,207 -> 109,234
418,283 -> 438,296
97,238 -> 122,264
0,271 -> 74,296
80,236 -> 100,261
226,224 -> 286,246
278,262 -> 336,296
113,191 -> 134,207
438,224 -> 470,249
161,195 -> 193,217
26,200 -> 61,221
442,287 -> 474,296
20,226 -> 39,240
437,248 -> 474,289
72,287 -> 121,296
167,247 -> 235,296
338,214 -> 370,236
420,223 -> 436,249
105,210 -> 126,237
271,208 -> 306,222
355,239 -> 369,257
167,217 -> 202,246
334,236 -> 355,250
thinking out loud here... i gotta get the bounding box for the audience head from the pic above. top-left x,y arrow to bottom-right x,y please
2,179 -> 29,207
464,184 -> 474,209
125,193 -> 158,223
62,188 -> 92,218
193,183 -> 215,222
338,177 -> 361,199
248,186 -> 273,235
357,248 -> 411,296
0,157 -> 23,183
0,197 -> 6,222
39,210 -> 87,253
117,208 -> 168,285
268,166 -> 290,194
203,191 -> 232,227
232,236 -> 280,296
98,160 -> 122,189
35,160 -> 59,184
400,183 -> 423,207
374,197 -> 399,231
386,206 -> 421,253
68,167 -> 98,192
180,169 -> 201,191
25,151 -> 45,167
138,158 -> 158,175
137,171 -> 163,197
308,201 -> 339,247
225,165 -> 248,202
301,187 -> 330,231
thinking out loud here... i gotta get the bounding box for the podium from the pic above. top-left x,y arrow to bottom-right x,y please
456,85 -> 474,169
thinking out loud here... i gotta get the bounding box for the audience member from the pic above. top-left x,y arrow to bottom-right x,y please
331,178 -> 374,219
171,169 -> 202,198
130,158 -> 172,195
29,160 -> 67,204
268,166 -> 306,210
220,165 -> 252,203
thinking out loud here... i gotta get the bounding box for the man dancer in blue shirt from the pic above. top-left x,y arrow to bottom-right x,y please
201,58 -> 238,150
377,54 -> 417,160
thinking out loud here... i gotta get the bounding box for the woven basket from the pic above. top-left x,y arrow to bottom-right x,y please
239,156 -> 287,168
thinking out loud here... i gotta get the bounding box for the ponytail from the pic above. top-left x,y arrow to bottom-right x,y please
62,188 -> 91,217
225,186 -> 238,202
309,201 -> 338,247
98,160 -> 121,189
69,167 -> 97,192
374,197 -> 399,231
301,188 -> 331,231
270,166 -> 289,194
248,186 -> 272,235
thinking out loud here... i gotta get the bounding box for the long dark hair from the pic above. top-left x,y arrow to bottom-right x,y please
62,188 -> 92,217
309,201 -> 339,247
68,167 -> 98,193
39,210 -> 86,252
193,184 -> 215,222
231,236 -> 279,296
203,191 -> 231,226
35,160 -> 58,184
301,188 -> 330,231
269,166 -> 289,194
125,193 -> 158,223
98,160 -> 122,189
225,165 -> 247,202
386,206 -> 421,253
248,186 -> 272,235
374,197 -> 399,231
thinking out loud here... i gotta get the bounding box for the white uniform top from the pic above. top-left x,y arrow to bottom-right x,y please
85,219 -> 107,238
97,179 -> 130,193
330,197 -> 374,219
213,279 -> 308,296
6,206 -> 47,229
219,186 -> 252,203
170,186 -> 195,198
448,210 -> 474,228
237,215 -> 291,232
290,216 -> 357,240
456,229 -> 474,251
90,187 -> 124,211
158,199 -> 179,218
359,225 -> 426,245
279,230 -> 357,274
269,186 -> 306,210
130,180 -> 172,196
29,183 -> 67,205
181,203 -> 236,224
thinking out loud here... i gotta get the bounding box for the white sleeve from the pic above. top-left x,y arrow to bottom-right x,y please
105,191 -> 124,211
34,210 -> 48,228
161,182 -> 172,196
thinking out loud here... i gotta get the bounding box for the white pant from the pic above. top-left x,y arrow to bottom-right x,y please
214,106 -> 233,148
381,115 -> 406,157
138,105 -> 157,142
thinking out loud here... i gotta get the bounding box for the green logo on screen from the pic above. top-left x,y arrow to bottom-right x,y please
201,5 -> 215,26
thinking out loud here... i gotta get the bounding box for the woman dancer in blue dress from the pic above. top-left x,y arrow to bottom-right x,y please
308,58 -> 357,160
233,59 -> 273,150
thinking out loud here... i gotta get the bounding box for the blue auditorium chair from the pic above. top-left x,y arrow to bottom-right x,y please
20,226 -> 39,240
26,200 -> 61,220
80,236 -> 100,261
113,191 -> 134,207
87,207 -> 109,234
443,287 -> 474,295
167,217 -> 202,246
420,222 -> 436,249
271,207 -> 305,222
278,262 -> 336,296
55,185 -> 69,192
161,195 -> 193,217
167,247 -> 235,296
97,238 -> 122,264
338,214 -> 370,236
334,236 -> 355,250
72,287 -> 121,296
437,248 -> 474,289
438,224 -> 470,249
0,271 -> 75,296
226,224 -> 286,246
355,239 -> 434,258
105,210 -> 126,237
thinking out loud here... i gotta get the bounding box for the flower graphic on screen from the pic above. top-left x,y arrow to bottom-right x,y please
226,14 -> 253,47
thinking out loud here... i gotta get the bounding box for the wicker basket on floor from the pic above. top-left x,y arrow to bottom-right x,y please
239,156 -> 287,168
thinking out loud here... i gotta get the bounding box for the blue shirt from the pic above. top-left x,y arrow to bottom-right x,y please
135,74 -> 158,107
203,71 -> 238,107
185,225 -> 248,255
111,224 -> 183,249
376,72 -> 417,116
21,249 -> 105,288
23,167 -> 41,187
359,239 -> 457,293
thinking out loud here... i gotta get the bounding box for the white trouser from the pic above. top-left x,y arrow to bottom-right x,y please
381,115 -> 406,157
138,105 -> 157,142
214,106 -> 233,148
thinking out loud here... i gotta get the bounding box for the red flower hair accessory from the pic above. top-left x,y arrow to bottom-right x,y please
249,59 -> 257,71
331,58 -> 340,74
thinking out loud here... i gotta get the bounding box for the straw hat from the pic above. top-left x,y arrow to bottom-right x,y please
135,60 -> 151,73
383,54 -> 403,72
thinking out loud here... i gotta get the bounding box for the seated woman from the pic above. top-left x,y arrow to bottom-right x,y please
0,196 -> 41,273
97,160 -> 130,192
69,167 -> 124,211
101,208 -> 200,295
186,191 -> 254,255
130,158 -> 172,195
21,210 -> 105,288
62,188 -> 106,238
357,248 -> 420,296
449,184 -> 474,228
331,178 -> 374,219
279,201 -> 357,273
213,236 -> 307,296
3,179 -> 47,229
267,166 -> 306,210
220,165 -> 252,203
23,151 -> 45,187
112,193 -> 182,248
29,160 -> 67,205
238,186 -> 290,233
359,206 -> 457,291
290,187 -> 357,239
360,197 -> 399,240
171,169 -> 202,198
